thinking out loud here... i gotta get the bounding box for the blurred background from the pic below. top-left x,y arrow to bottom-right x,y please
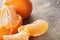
24,0 -> 60,40
0,0 -> 60,40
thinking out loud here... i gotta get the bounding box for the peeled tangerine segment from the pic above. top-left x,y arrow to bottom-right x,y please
18,19 -> 48,37
0,5 -> 22,37
3,30 -> 29,40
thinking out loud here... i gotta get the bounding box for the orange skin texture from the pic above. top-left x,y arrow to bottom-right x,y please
5,0 -> 32,19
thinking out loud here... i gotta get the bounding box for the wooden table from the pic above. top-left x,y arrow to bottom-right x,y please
23,0 -> 60,40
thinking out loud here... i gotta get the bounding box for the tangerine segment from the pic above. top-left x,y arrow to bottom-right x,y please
18,19 -> 48,37
0,27 -> 10,37
0,37 -> 3,40
18,26 -> 25,32
7,6 -> 22,34
5,0 -> 32,19
3,30 -> 29,40
0,5 -> 22,37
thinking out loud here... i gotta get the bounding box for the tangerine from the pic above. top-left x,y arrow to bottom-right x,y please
5,0 -> 32,19
18,19 -> 48,36
0,5 -> 22,37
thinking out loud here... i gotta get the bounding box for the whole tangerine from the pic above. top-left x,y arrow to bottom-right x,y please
4,0 -> 32,19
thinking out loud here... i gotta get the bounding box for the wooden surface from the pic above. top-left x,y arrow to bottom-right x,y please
0,0 -> 60,40
23,0 -> 60,40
